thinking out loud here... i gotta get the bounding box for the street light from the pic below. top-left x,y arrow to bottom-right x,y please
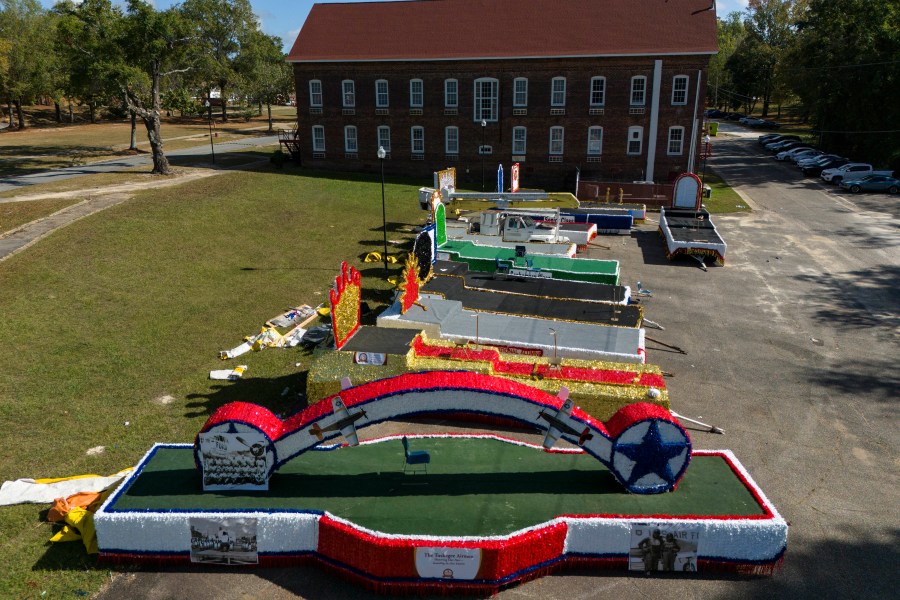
204,100 -> 216,164
480,119 -> 487,192
377,145 -> 388,273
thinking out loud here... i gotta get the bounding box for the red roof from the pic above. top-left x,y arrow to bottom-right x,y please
287,0 -> 718,63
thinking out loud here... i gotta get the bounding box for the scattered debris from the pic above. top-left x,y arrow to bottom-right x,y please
86,446 -> 105,456
209,365 -> 247,381
636,281 -> 652,297
643,318 -> 665,331
671,411 -> 725,434
152,394 -> 175,405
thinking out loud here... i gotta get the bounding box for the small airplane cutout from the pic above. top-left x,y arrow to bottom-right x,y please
308,396 -> 367,446
538,387 -> 593,449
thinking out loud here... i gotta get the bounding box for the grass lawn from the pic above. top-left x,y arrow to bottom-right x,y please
0,197 -> 85,234
702,171 -> 750,213
0,106 -> 296,177
0,163 -> 419,599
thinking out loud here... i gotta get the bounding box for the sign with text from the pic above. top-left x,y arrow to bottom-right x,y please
414,547 -> 482,579
509,268 -> 552,279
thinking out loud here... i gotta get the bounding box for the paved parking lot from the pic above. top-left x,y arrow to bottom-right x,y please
97,124 -> 898,599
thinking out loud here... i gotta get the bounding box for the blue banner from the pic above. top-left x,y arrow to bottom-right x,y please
497,164 -> 504,193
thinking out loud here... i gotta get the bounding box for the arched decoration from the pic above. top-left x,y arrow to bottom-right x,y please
672,172 -> 702,210
433,197 -> 447,247
330,261 -> 361,350
398,253 -> 423,314
195,371 -> 691,494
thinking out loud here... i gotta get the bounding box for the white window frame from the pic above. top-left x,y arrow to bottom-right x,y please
375,79 -> 389,108
551,77 -> 566,107
630,76 -> 647,106
445,126 -> 459,154
344,125 -> 358,152
549,126 -> 564,155
587,126 -> 603,155
512,126 -> 527,155
627,126 -> 643,155
590,76 -> 606,106
309,80 -> 322,107
513,77 -> 528,107
411,126 -> 424,154
377,126 -> 391,153
672,75 -> 689,105
473,77 -> 499,122
667,126 -> 684,155
341,80 -> 355,108
444,79 -> 458,108
410,78 -> 423,108
311,125 -> 325,152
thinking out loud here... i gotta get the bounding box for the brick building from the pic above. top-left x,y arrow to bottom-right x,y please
286,0 -> 718,189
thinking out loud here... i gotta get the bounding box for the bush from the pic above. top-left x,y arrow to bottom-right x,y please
238,108 -> 255,122
270,149 -> 287,168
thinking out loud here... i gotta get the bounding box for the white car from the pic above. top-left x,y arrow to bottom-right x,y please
775,146 -> 814,161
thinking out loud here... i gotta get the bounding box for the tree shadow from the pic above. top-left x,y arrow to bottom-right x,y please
183,371 -> 311,421
794,264 -> 900,333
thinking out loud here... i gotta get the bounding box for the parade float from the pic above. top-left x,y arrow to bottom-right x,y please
658,173 -> 727,269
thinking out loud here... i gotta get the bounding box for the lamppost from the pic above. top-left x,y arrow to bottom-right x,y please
480,119 -> 487,191
377,145 -> 388,273
204,100 -> 216,164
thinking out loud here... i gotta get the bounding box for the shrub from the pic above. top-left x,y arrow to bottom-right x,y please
270,149 -> 287,168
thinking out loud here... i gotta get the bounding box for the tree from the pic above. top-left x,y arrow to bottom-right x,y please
0,0 -> 55,129
181,0 -> 256,123
236,31 -> 292,133
788,0 -> 900,168
708,12 -> 746,109
741,0 -> 801,116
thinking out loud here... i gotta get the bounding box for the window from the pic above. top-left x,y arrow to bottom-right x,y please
444,79 -> 458,108
375,79 -> 389,108
312,125 -> 325,152
411,126 -> 424,154
377,126 -> 391,153
410,79 -> 423,107
627,126 -> 643,155
549,126 -> 564,155
672,75 -> 688,105
342,80 -> 355,107
630,76 -> 647,106
587,127 -> 603,155
551,77 -> 566,106
513,78 -> 528,107
445,126 -> 459,154
590,77 -> 606,106
473,77 -> 499,122
512,126 -> 527,155
667,127 -> 684,154
309,80 -> 322,107
344,125 -> 358,152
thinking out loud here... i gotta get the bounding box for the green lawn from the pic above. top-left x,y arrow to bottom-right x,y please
702,171 -> 750,213
0,163 -> 417,599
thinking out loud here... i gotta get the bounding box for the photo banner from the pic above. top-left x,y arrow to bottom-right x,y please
511,163 -> 520,193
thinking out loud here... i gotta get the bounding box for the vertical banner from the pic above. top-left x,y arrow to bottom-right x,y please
511,162 -> 520,193
496,163 -> 504,193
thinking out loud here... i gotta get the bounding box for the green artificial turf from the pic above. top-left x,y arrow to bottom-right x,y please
110,440 -> 766,537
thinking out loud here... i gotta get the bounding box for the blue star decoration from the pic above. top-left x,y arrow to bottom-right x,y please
613,420 -> 690,494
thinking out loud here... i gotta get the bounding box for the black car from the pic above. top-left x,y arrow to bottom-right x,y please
725,112 -> 747,121
755,120 -> 781,129
705,109 -> 727,118
801,157 -> 849,177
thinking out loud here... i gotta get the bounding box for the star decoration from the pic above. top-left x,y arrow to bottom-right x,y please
614,420 -> 689,488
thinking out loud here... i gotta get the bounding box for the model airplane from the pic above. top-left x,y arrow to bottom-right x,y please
538,387 -> 593,449
308,395 -> 367,446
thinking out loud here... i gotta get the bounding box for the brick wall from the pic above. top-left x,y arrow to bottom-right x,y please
292,55 -> 709,190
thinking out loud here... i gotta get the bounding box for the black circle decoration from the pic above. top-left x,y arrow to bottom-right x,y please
412,231 -> 433,280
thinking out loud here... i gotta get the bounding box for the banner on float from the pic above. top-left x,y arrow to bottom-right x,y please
511,162 -> 520,193
628,524 -> 700,574
197,432 -> 271,491
415,547 -> 482,579
497,163 -> 504,193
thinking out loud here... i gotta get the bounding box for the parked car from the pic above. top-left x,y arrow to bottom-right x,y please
789,149 -> 825,164
705,109 -> 727,118
725,112 -> 747,121
802,157 -> 848,177
821,163 -> 895,184
759,134 -> 799,146
838,175 -> 900,194
798,153 -> 841,168
740,116 -> 765,126
766,139 -> 806,152
755,120 -> 781,129
775,146 -> 815,161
